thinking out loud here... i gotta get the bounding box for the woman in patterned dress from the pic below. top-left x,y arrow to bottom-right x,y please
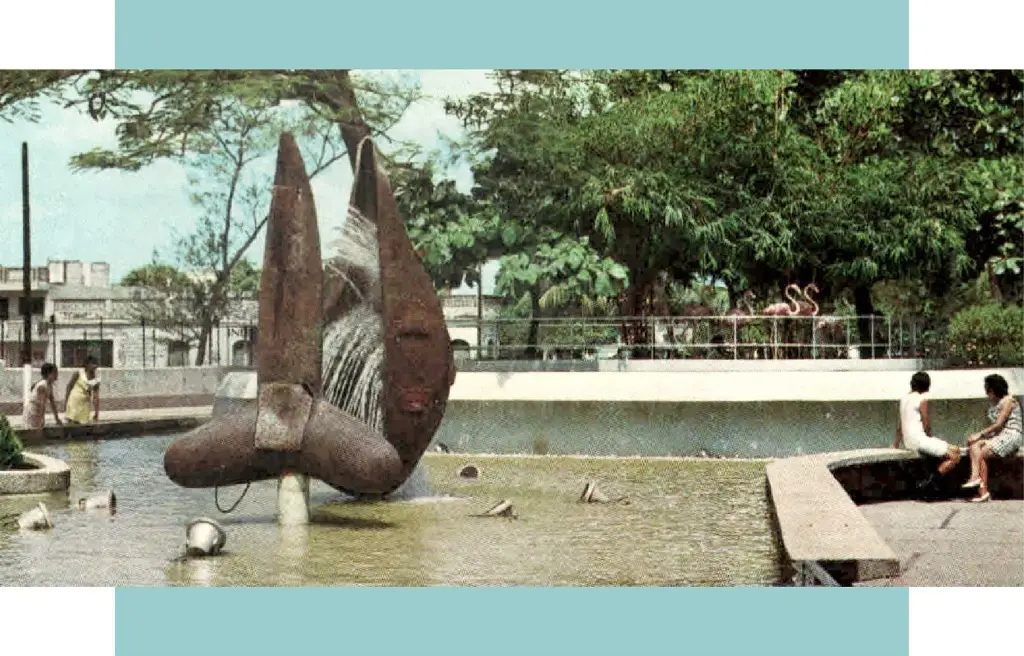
962,374 -> 1023,502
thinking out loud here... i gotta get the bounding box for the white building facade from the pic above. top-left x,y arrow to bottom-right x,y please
2,260 -> 505,368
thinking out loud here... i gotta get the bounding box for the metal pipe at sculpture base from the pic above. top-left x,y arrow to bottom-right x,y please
17,503 -> 52,530
277,473 -> 310,526
78,490 -> 116,512
185,518 -> 227,557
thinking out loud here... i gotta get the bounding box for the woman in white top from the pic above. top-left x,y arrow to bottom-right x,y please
894,371 -> 960,475
962,374 -> 1023,503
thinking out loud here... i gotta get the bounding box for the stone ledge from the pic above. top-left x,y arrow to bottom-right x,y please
767,449 -> 901,585
14,411 -> 210,444
0,452 -> 71,495
767,447 -> 1024,586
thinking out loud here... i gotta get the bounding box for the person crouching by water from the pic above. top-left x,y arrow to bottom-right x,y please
23,362 -> 63,438
961,374 -> 1023,503
893,371 -> 961,475
64,356 -> 101,424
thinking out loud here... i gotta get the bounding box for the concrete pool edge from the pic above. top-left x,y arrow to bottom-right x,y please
0,452 -> 71,495
767,448 -> 1024,586
11,407 -> 212,444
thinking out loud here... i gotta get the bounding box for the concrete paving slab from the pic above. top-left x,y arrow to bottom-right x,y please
858,500 -> 1024,587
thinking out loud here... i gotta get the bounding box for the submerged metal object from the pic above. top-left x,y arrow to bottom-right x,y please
17,502 -> 52,530
458,464 -> 480,479
185,518 -> 227,557
162,132 -> 455,498
579,481 -> 628,505
580,481 -> 609,503
477,499 -> 517,519
78,490 -> 116,512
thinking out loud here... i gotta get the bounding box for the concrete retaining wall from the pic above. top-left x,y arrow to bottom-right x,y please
447,367 -> 1022,403
4,364 -> 1022,415
457,358 -> 947,373
0,366 -> 231,415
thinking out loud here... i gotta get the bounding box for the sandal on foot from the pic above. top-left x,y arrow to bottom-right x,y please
971,492 -> 991,503
962,479 -> 982,489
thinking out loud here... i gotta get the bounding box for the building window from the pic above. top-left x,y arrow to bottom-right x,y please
231,340 -> 254,367
0,298 -> 8,320
17,297 -> 45,316
61,339 -> 114,368
451,339 -> 472,361
167,340 -> 190,367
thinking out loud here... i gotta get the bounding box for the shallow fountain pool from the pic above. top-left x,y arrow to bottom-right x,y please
0,434 -> 780,586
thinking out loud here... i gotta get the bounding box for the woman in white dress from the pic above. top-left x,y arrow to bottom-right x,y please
893,371 -> 960,475
962,374 -> 1023,503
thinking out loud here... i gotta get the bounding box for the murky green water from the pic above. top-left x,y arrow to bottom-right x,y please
0,435 -> 779,586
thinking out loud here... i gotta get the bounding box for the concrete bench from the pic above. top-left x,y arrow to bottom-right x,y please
767,449 -> 902,585
767,447 -> 1024,586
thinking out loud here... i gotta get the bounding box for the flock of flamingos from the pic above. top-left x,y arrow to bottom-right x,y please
672,283 -> 849,359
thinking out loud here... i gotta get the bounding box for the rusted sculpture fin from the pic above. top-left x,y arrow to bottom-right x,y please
164,410 -> 270,488
164,402 -> 404,492
299,400 -> 402,494
257,133 -> 324,393
349,139 -> 456,486
164,132 -> 405,496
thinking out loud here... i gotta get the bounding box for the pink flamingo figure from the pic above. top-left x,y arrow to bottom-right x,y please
795,283 -> 819,316
762,284 -> 800,317
761,284 -> 801,359
803,283 -> 843,357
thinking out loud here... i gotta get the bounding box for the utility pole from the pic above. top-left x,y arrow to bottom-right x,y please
21,142 -> 32,366
476,263 -> 484,358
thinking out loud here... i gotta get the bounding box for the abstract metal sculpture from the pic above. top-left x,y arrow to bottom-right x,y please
163,132 -> 456,500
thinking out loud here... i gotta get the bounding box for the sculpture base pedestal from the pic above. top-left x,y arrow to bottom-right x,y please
277,473 -> 310,526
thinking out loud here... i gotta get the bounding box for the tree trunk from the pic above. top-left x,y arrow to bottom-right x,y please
986,262 -> 1004,303
852,284 -> 876,359
194,319 -> 213,366
525,290 -> 542,360
619,273 -> 654,358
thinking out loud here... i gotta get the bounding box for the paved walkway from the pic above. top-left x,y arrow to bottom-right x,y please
857,499 -> 1024,586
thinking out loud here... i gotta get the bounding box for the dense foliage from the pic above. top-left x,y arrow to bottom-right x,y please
3,69 -> 1021,359
0,416 -> 26,471
948,303 -> 1024,367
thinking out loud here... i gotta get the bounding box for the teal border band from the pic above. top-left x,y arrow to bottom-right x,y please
115,587 -> 910,655
114,0 -> 910,69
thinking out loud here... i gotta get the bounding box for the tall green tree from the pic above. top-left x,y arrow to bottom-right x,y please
391,161 -> 500,290
91,96 -> 346,363
0,70 -> 80,122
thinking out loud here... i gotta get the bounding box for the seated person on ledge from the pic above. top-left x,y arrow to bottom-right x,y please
961,374 -> 1023,503
893,371 -> 960,475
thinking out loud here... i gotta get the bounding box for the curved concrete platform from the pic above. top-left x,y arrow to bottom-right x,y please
0,452 -> 71,495
767,447 -> 1023,586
